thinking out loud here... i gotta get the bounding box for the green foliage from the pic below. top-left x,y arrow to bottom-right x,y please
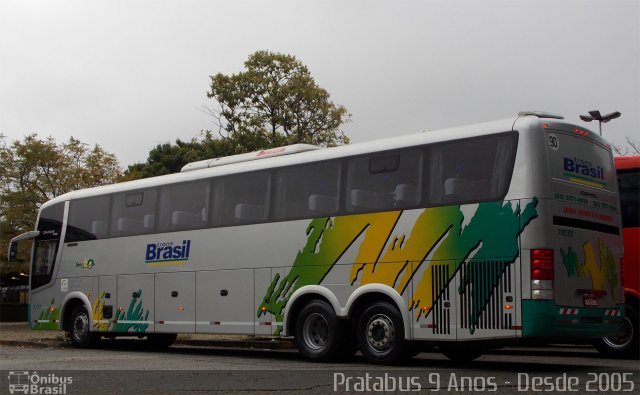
0,134 -> 121,272
123,131 -> 235,179
206,50 -> 350,149
125,51 -> 350,180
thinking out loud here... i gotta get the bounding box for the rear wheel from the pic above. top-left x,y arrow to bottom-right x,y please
595,304 -> 639,359
295,300 -> 342,362
69,306 -> 100,348
356,302 -> 406,364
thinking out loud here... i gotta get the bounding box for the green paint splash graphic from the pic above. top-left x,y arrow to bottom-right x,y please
33,298 -> 60,330
111,289 -> 149,333
452,199 -> 538,333
259,199 -> 539,335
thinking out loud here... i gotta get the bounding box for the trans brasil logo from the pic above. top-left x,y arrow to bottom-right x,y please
145,240 -> 191,266
75,259 -> 95,270
563,156 -> 606,187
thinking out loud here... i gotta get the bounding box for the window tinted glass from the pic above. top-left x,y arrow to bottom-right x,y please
158,181 -> 209,232
346,148 -> 422,213
110,190 -> 157,236
275,161 -> 340,220
214,172 -> 270,226
38,203 -> 64,240
547,132 -> 615,192
428,132 -> 517,205
65,196 -> 110,242
32,203 -> 64,289
618,168 -> 639,228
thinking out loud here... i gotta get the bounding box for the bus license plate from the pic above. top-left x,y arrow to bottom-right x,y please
583,296 -> 598,307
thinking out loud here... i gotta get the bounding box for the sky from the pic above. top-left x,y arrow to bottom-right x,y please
1,0 -> 638,168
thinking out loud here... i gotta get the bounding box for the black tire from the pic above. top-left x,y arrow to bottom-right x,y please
595,304 -> 639,359
294,300 -> 342,362
356,301 -> 406,364
147,333 -> 177,349
69,306 -> 100,348
441,347 -> 483,362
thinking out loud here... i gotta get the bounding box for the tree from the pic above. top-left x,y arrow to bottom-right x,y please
205,50 -> 350,151
123,131 -> 235,179
613,137 -> 640,156
125,51 -> 351,181
0,134 -> 121,273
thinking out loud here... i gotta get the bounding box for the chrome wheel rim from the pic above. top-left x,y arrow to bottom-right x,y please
602,316 -> 634,350
302,313 -> 329,350
366,313 -> 395,352
73,311 -> 89,341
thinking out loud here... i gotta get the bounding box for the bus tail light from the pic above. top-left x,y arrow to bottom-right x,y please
531,249 -> 554,300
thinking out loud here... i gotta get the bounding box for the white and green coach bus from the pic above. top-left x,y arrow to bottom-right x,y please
8,111 -> 624,364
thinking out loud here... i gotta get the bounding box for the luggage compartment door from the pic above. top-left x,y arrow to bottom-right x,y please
155,272 -> 195,333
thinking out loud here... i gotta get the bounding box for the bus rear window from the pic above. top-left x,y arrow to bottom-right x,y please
546,132 -> 615,191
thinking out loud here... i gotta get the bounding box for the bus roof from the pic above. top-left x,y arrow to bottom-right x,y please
38,112 -> 603,210
615,156 -> 640,170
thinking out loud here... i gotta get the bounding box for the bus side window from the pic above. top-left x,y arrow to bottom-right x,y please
65,196 -> 110,242
109,190 -> 157,236
345,148 -> 422,213
158,181 -> 209,232
428,133 -> 517,205
214,171 -> 270,226
274,161 -> 340,220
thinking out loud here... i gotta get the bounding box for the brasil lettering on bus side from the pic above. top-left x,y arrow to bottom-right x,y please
145,240 -> 191,265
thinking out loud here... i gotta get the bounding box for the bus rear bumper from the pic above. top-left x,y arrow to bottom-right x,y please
521,300 -> 624,339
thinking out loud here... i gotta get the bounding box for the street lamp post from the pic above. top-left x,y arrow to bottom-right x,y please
579,110 -> 621,136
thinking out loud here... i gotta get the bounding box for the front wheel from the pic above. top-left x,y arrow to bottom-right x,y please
69,306 -> 100,348
356,302 -> 406,364
595,304 -> 639,359
295,300 -> 342,362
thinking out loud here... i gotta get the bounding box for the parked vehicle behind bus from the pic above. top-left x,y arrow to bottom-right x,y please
595,156 -> 639,358
8,111 -> 624,364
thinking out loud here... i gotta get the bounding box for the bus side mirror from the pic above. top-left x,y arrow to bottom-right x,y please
7,230 -> 40,262
8,242 -> 18,262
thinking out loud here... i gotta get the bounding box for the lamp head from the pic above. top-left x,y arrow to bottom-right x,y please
579,115 -> 594,122
588,110 -> 602,120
